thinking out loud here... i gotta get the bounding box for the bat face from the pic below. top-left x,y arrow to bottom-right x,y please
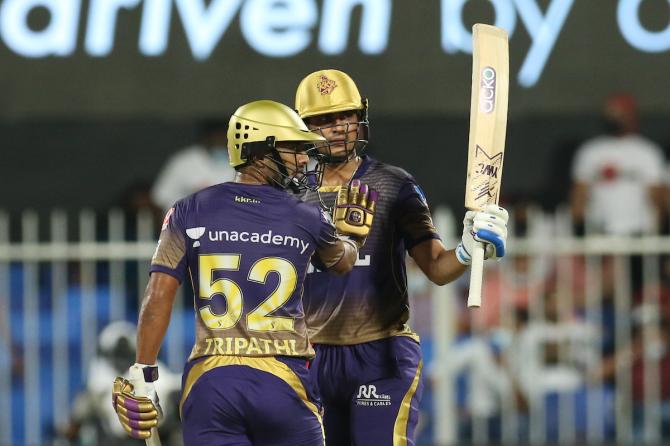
465,24 -> 509,211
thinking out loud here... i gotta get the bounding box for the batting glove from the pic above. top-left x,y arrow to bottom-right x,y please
112,363 -> 162,440
456,204 -> 509,265
334,179 -> 378,246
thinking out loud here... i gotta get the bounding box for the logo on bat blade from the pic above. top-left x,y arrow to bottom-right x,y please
475,145 -> 503,165
472,145 -> 503,201
479,66 -> 496,114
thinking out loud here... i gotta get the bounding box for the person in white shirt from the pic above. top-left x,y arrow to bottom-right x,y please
508,293 -> 603,441
571,93 -> 665,236
61,321 -> 181,444
151,119 -> 236,210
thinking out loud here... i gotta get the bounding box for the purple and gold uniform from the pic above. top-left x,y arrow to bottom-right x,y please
302,156 -> 439,446
151,182 -> 346,446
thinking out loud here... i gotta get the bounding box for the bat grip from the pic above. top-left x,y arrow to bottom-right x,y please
145,425 -> 161,445
145,427 -> 161,445
467,241 -> 485,308
128,368 -> 163,446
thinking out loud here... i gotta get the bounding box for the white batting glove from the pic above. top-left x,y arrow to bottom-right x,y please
456,204 -> 509,265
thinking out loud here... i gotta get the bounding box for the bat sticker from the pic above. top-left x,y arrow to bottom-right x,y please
470,145 -> 504,203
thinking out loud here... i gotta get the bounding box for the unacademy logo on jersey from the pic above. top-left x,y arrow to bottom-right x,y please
209,229 -> 310,254
355,385 -> 391,407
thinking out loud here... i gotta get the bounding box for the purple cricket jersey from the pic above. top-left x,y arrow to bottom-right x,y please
301,156 -> 440,344
150,182 -> 345,360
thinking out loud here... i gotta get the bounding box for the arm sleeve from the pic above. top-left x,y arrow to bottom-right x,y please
149,203 -> 188,283
395,180 -> 441,250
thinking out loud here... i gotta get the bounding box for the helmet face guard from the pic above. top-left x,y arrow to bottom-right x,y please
272,148 -> 325,192
306,112 -> 369,164
242,137 -> 325,191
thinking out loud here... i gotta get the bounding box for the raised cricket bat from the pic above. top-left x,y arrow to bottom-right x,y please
465,24 -> 509,308
128,366 -> 162,446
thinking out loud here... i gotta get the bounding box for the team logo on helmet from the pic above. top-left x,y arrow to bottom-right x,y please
317,74 -> 337,95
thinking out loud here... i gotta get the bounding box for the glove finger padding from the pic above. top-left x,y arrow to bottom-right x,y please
473,204 -> 508,259
456,205 -> 509,265
348,180 -> 360,205
112,376 -> 160,439
334,180 -> 377,242
473,204 -> 508,231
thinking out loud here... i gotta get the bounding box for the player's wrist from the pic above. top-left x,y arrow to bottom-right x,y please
341,234 -> 365,249
126,364 -> 162,417
455,241 -> 472,265
132,363 -> 159,383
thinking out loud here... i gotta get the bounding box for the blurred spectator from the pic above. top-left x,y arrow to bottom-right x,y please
59,321 -> 181,445
429,303 -> 522,443
508,291 -> 615,441
510,292 -> 599,397
117,180 -> 164,238
570,93 -> 665,236
630,292 -> 670,440
151,119 -> 235,210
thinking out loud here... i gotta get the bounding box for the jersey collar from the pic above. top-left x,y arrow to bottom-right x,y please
353,155 -> 373,179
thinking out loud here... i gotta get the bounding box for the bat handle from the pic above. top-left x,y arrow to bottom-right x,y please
144,428 -> 162,446
145,428 -> 162,446
467,241 -> 485,308
128,368 -> 163,446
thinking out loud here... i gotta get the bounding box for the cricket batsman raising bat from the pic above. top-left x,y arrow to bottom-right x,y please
456,24 -> 510,308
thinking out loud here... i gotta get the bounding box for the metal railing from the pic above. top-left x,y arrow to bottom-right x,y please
0,207 -> 668,445
427,207 -> 669,445
0,210 -> 189,445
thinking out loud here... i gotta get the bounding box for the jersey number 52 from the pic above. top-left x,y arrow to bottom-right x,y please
198,254 -> 298,332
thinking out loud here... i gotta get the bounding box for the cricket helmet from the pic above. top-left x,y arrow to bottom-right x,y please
227,100 -> 325,167
227,100 -> 326,190
295,69 -> 369,163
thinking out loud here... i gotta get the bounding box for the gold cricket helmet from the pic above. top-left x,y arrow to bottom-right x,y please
295,69 -> 370,163
227,100 -> 325,168
295,69 -> 368,119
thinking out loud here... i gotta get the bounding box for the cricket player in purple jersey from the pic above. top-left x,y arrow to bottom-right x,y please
294,70 -> 510,445
111,100 -> 378,445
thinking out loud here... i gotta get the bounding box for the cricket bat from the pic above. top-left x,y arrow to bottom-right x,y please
128,366 -> 162,446
465,24 -> 509,308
